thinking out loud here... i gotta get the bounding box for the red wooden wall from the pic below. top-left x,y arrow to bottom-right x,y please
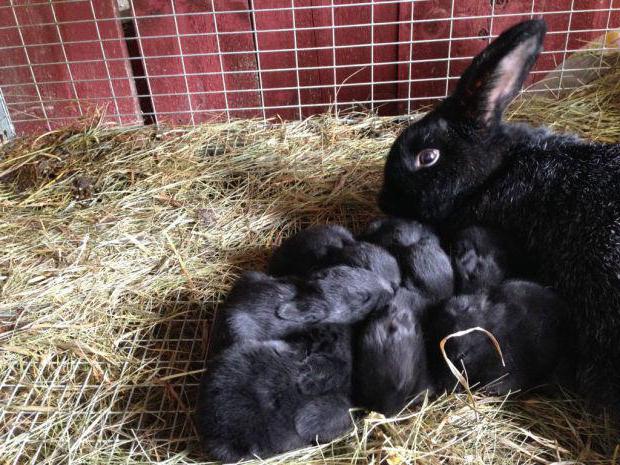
0,0 -> 141,135
1,0 -> 619,135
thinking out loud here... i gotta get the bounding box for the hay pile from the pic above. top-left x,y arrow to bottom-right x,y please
1,58 -> 620,464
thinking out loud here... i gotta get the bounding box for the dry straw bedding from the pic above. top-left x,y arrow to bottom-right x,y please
1,60 -> 620,464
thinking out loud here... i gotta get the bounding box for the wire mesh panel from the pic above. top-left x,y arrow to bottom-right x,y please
1,2 -> 620,465
0,0 -> 619,134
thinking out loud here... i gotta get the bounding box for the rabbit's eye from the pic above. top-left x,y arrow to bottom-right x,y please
415,148 -> 440,168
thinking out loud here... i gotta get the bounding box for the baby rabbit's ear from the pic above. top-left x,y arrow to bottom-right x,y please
276,301 -> 326,323
446,19 -> 546,127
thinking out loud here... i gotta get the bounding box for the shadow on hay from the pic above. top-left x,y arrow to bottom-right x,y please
109,188 -> 384,460
110,290 -> 210,460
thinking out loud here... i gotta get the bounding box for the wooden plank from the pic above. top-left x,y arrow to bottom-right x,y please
133,0 -> 193,124
54,0 -> 141,125
293,0 -> 338,118
397,1 -> 414,114
332,0 -> 372,113
213,0 -> 262,119
370,0 -> 399,116
175,0 -> 228,123
0,1 -> 49,135
0,0 -> 140,135
134,0 -> 260,123
253,0 -> 298,119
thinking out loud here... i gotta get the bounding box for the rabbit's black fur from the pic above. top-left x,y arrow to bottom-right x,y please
361,217 -> 432,249
225,268 -> 393,342
361,218 -> 454,303
286,323 -> 354,397
354,288 -> 432,415
322,241 -> 402,290
196,339 -> 353,462
268,225 -> 356,276
449,226 -> 517,293
379,19 -> 620,409
427,280 -> 570,395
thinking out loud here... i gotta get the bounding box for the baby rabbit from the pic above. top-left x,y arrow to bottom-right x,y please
196,339 -> 353,462
322,241 -> 401,291
268,224 -> 355,277
224,267 -> 393,342
361,218 -> 454,303
286,323 -> 354,398
379,19 -> 620,409
450,226 -> 516,293
427,280 -> 569,395
354,288 -> 432,415
362,217 -> 430,249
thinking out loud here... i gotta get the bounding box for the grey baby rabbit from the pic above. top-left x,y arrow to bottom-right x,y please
322,241 -> 401,291
225,267 -> 393,342
361,218 -> 454,303
268,224 -> 355,276
427,280 -> 570,395
379,19 -> 620,410
196,339 -> 353,462
354,288 -> 432,415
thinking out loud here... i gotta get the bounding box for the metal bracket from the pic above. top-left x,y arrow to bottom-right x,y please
0,88 -> 15,143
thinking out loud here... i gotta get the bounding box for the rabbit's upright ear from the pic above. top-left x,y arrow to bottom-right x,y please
446,19 -> 546,127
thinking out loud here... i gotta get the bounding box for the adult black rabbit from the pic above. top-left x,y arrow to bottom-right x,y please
354,288 -> 432,415
379,19 -> 620,410
361,218 -> 454,303
427,280 -> 571,395
268,224 -> 355,277
196,339 -> 353,462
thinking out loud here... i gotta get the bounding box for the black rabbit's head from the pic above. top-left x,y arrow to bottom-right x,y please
379,19 -> 546,223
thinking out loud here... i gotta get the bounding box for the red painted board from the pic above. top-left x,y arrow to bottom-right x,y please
253,0 -> 299,119
0,2 -> 49,135
253,0 -> 339,119
133,0 -> 194,125
0,0 -> 140,135
134,0 -> 261,123
405,0 -> 491,109
407,0 -> 452,109
396,0 -> 414,114
213,0 -> 262,119
293,0 -> 335,118
332,1 -> 373,113
369,0 -> 399,116
175,0 -> 227,123
55,0 -> 141,125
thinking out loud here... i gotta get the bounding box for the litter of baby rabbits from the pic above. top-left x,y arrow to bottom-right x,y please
1,54 -> 620,464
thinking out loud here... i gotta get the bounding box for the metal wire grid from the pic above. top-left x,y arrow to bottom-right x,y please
0,299 -> 210,464
0,0 -> 619,132
0,2 -> 618,463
